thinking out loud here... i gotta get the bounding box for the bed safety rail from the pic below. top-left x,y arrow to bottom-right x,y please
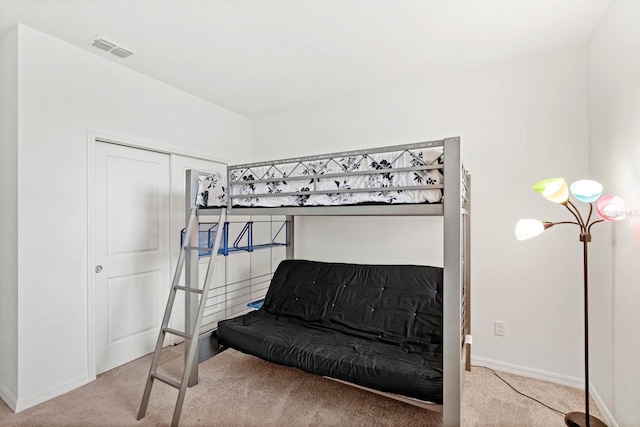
224,139 -> 445,210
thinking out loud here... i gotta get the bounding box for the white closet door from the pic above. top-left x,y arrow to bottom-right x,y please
94,142 -> 171,374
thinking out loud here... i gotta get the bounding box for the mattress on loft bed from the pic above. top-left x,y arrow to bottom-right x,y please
196,146 -> 444,208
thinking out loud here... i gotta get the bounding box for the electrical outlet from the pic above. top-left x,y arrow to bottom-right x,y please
494,320 -> 507,337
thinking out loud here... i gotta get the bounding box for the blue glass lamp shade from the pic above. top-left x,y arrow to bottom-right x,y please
569,180 -> 603,203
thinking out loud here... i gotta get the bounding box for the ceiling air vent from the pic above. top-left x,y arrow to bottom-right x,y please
92,38 -> 116,52
110,47 -> 134,59
91,37 -> 135,59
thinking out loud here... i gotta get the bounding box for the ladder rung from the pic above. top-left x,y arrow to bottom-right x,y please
151,373 -> 181,390
163,327 -> 193,340
174,285 -> 203,294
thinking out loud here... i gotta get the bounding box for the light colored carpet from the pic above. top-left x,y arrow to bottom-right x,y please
0,345 -> 603,426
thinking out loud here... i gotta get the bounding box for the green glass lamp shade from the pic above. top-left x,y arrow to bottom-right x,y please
533,178 -> 569,204
515,219 -> 553,240
596,195 -> 627,221
569,180 -> 603,203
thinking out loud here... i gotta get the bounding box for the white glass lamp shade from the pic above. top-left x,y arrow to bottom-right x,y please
515,219 -> 551,240
596,195 -> 627,221
570,180 -> 603,203
533,178 -> 569,204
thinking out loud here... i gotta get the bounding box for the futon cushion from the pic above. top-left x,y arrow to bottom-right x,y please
218,311 -> 443,403
217,259 -> 444,403
262,260 -> 443,346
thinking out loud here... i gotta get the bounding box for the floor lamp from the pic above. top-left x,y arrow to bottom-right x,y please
515,178 -> 627,427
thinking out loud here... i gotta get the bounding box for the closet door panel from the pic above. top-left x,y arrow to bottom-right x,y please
225,279 -> 252,318
201,257 -> 226,333
226,251 -> 251,284
272,246 -> 287,272
94,142 -> 171,374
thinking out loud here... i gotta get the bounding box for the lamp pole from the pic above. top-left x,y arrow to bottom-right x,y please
582,236 -> 591,426
561,204 -> 605,427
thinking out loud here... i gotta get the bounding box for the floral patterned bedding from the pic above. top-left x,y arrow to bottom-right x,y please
196,171 -> 226,207
197,146 -> 444,208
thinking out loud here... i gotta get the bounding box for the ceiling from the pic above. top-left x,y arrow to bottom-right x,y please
0,0 -> 613,118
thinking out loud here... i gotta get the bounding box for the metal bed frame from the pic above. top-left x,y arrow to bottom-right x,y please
184,136 -> 470,427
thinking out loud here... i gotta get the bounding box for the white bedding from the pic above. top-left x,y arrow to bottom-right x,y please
196,171 -> 226,208
197,146 -> 444,208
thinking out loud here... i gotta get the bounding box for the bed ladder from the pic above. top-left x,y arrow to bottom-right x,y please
137,207 -> 227,427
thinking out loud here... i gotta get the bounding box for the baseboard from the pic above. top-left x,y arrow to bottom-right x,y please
14,374 -> 89,413
0,382 -> 17,412
588,385 -> 618,427
6,334 -> 225,414
471,355 -> 583,388
471,356 -> 618,426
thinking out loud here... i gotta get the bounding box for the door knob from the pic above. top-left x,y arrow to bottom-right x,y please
95,265 -> 103,273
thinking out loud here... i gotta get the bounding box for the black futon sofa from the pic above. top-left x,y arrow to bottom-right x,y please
217,259 -> 444,404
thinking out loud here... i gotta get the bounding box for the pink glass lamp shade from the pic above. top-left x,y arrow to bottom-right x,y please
515,219 -> 554,241
596,195 -> 627,221
533,178 -> 569,204
569,180 -> 603,203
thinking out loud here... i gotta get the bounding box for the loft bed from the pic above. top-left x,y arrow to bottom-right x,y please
185,137 -> 470,427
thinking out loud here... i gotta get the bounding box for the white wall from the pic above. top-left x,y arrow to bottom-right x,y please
4,24 -> 252,411
0,25 -> 19,407
588,1 -> 640,425
254,47 -> 590,381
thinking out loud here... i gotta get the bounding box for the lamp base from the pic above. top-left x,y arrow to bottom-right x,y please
564,411 -> 607,427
